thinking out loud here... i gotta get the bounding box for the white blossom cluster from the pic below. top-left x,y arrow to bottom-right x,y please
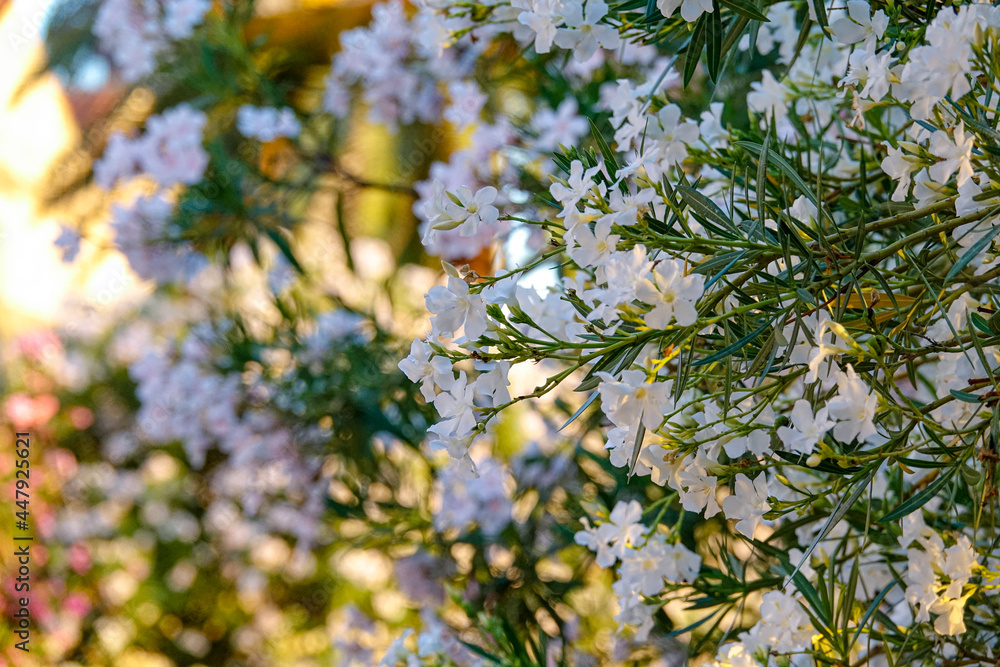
94,0 -> 211,81
321,0 -> 481,129
92,103 -> 210,282
236,105 -> 301,142
94,103 -> 209,190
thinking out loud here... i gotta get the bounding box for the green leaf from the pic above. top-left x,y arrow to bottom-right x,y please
787,463 -> 879,584
627,421 -> 647,477
667,608 -> 724,637
704,250 -> 747,289
971,311 -> 994,335
589,118 -> 620,176
718,0 -> 770,21
264,228 -> 304,274
756,132 -> 771,231
849,579 -> 899,649
683,16 -> 707,86
676,184 -> 740,237
692,316 -> 775,367
558,391 -> 599,431
737,140 -> 824,214
459,640 -> 506,665
949,389 -> 983,403
879,467 -> 959,523
693,250 -> 745,276
705,0 -> 723,81
796,287 -> 816,304
945,223 -> 1000,282
811,0 -> 828,29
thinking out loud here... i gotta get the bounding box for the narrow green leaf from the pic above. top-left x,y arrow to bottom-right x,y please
692,316 -> 775,368
718,0 -> 769,21
264,228 -> 304,274
677,184 -> 740,236
945,223 -> 1000,282
738,140 -> 824,214
949,389 -> 982,403
559,391 -> 599,431
705,250 -> 747,289
970,311 -> 993,335
627,422 -> 647,477
756,132 -> 771,231
849,579 -> 899,649
589,119 -> 620,176
880,467 -> 959,523
786,463 -> 879,585
668,608 -> 723,637
684,16 -> 707,86
705,0 -> 723,81
811,0 -> 828,29
796,287 -> 816,304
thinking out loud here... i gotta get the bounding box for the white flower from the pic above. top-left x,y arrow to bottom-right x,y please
928,122 -> 975,187
677,455 -> 723,518
929,594 -> 970,636
93,132 -> 142,189
534,98 -> 588,151
237,105 -> 301,141
788,195 -> 818,226
568,218 -> 620,267
721,473 -> 770,538
635,258 -> 704,328
841,48 -> 894,102
941,535 -> 977,598
831,1 -> 889,49
430,371 -> 478,438
699,102 -> 727,149
574,500 -> 645,567
826,365 -> 879,444
649,104 -> 700,172
552,0 -> 620,62
444,80 -> 487,128
757,590 -> 815,652
428,431 -> 474,459
906,547 -> 939,622
619,539 -> 671,595
619,535 -> 701,596
425,276 -> 489,340
899,511 -> 936,549
656,0 -> 712,23
804,318 -> 849,385
596,369 -> 674,432
472,359 -> 512,405
164,0 -> 211,39
880,144 -> 919,202
747,70 -> 788,124
550,160 -> 602,211
398,338 -> 456,401
515,0 -> 564,54
777,400 -> 835,455
438,185 -> 500,238
139,104 -> 210,187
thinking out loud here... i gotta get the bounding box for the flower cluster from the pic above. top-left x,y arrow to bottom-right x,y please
93,0 -> 210,81
236,105 -> 301,141
94,103 -> 209,189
